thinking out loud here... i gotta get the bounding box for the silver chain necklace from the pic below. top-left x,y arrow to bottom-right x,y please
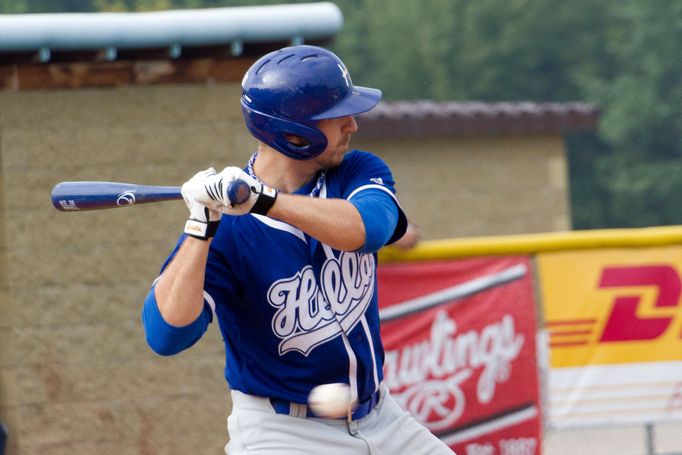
246,152 -> 326,198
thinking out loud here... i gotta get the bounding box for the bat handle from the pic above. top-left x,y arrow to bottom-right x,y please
227,179 -> 251,205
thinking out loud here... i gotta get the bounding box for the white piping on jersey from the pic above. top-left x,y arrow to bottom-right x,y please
346,183 -> 398,203
250,214 -> 307,243
203,290 -> 217,316
341,329 -> 359,405
361,317 -> 380,393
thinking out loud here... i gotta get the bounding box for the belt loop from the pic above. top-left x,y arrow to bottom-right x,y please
290,402 -> 307,418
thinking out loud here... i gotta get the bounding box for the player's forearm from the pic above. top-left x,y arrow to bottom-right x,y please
153,237 -> 210,326
268,194 -> 366,251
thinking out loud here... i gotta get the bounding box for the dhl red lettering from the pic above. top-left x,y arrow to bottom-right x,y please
598,265 -> 681,342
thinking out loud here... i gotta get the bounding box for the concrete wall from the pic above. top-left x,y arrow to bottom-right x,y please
352,135 -> 571,239
0,84 -> 254,454
0,84 -> 571,454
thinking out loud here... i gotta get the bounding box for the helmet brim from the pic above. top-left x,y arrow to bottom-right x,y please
310,86 -> 382,121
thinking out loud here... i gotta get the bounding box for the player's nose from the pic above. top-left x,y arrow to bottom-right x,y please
344,116 -> 358,134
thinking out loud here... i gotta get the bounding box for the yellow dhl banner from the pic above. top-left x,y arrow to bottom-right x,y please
537,246 -> 682,368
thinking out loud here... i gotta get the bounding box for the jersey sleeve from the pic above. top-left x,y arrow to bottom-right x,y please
340,150 -> 408,245
142,286 -> 212,356
141,231 -> 240,356
349,188 -> 399,252
141,234 -> 213,355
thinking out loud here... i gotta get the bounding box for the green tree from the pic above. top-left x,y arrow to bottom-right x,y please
574,0 -> 682,227
0,0 -> 97,13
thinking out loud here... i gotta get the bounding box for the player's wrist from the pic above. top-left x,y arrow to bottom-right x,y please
250,183 -> 278,215
184,218 -> 220,240
184,204 -> 222,240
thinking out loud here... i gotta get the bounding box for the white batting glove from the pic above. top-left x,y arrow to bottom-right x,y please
213,167 -> 278,216
181,168 -> 223,240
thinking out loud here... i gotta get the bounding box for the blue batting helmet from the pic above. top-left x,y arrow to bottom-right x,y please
240,45 -> 382,160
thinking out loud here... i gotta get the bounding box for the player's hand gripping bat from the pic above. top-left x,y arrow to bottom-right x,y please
51,179 -> 251,212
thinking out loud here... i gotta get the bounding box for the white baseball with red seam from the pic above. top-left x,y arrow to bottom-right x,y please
307,383 -> 356,418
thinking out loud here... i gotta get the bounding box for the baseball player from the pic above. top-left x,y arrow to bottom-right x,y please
142,45 -> 454,454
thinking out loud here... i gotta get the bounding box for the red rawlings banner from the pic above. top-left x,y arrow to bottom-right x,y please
378,256 -> 542,455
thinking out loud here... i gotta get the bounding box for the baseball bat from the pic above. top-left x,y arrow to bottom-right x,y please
51,179 -> 251,212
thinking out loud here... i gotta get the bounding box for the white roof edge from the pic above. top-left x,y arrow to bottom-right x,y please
0,2 -> 343,52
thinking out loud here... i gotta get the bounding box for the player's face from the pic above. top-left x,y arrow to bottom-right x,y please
315,116 -> 358,168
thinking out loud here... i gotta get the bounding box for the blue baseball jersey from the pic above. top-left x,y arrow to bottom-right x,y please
156,150 -> 406,405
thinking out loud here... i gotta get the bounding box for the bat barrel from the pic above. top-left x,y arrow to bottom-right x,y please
51,181 -> 182,211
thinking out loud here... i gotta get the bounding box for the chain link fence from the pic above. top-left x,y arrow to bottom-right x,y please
544,422 -> 682,455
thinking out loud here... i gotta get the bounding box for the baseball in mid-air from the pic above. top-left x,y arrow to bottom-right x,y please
307,383 -> 355,418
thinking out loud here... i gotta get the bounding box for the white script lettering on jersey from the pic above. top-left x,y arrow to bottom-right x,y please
268,252 -> 375,356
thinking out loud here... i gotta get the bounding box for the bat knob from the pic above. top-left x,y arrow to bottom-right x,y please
227,179 -> 251,205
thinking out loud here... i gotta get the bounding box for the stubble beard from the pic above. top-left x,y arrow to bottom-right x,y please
319,136 -> 351,169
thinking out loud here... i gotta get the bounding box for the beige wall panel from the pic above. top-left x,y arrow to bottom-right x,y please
0,282 -> 149,328
1,122 -> 251,174
0,85 -> 243,129
0,321 -> 224,368
1,129 -> 251,208
12,430 -> 228,455
0,320 -> 147,367
5,241 -> 168,286
2,354 -> 225,407
9,207 -> 181,250
2,393 -> 228,453
353,134 -> 571,239
0,127 -> 12,416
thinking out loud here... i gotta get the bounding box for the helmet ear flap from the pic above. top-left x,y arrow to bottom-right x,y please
241,105 -> 328,160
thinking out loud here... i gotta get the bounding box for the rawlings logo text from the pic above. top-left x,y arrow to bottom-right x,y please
384,311 -> 524,431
